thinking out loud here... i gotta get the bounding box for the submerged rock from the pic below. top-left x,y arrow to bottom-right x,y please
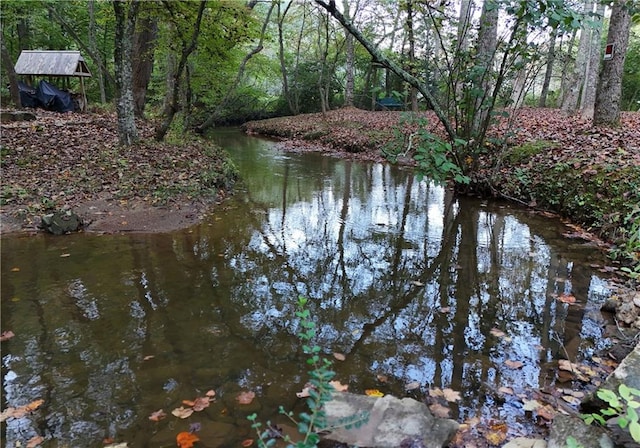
323,392 -> 458,448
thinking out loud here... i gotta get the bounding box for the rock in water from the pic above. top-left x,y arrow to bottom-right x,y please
40,211 -> 82,235
323,392 -> 459,448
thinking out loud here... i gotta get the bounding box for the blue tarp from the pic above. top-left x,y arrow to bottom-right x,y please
19,80 -> 75,112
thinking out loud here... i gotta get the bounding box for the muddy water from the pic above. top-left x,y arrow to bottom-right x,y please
1,129 -> 612,447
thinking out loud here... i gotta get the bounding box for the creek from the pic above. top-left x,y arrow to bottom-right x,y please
1,129 -> 613,447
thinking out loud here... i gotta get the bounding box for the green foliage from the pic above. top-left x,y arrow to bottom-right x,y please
505,140 -> 556,165
248,296 -> 367,448
610,206 -> 640,280
383,114 -> 470,186
582,384 -> 640,443
565,436 -> 583,448
622,26 -> 640,111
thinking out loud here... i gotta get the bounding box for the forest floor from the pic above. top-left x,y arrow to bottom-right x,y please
1,106 -> 639,447
0,109 -> 237,234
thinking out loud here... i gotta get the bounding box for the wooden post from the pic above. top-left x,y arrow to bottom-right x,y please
79,76 -> 87,112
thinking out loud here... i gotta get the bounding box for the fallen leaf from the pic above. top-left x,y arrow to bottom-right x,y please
205,389 -> 216,398
489,328 -> 505,338
241,439 -> 254,447
522,399 -> 542,411
498,387 -> 514,395
439,306 -> 451,313
429,388 -> 444,398
365,389 -> 384,397
376,374 -> 388,383
536,404 -> 557,420
428,402 -> 450,418
0,399 -> 44,422
143,355 -> 155,361
561,395 -> 582,406
1,330 -> 15,342
26,435 -> 44,448
558,293 -> 577,304
443,388 -> 461,402
171,406 -> 194,419
405,381 -> 421,391
182,399 -> 196,407
333,352 -> 346,361
148,409 -> 167,421
296,387 -> 311,398
60,253 -> 71,258
11,267 -> 20,272
176,431 -> 200,448
192,396 -> 211,411
329,380 -> 348,392
485,430 -> 506,446
504,360 -> 524,369
236,391 -> 256,405
409,280 -> 424,286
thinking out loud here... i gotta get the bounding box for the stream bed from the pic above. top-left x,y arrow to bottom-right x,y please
1,129 -> 614,447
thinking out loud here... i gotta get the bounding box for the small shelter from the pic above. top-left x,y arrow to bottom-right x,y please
14,50 -> 91,111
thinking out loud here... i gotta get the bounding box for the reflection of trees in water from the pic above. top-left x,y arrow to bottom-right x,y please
0,149 -> 609,445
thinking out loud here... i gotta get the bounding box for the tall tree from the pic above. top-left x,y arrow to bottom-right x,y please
342,0 -> 355,107
581,0 -> 605,119
538,28 -> 558,107
154,0 -> 206,141
132,13 -> 158,118
593,0 -> 632,126
561,0 -> 592,112
1,36 -> 21,108
113,0 -> 140,146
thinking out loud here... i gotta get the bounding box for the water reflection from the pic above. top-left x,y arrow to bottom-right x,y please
1,130 -> 611,447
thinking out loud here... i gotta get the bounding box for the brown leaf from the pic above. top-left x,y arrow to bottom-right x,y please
26,435 -> 44,448
236,391 -> 256,405
443,388 -> 461,402
557,293 -> 577,304
192,396 -> 211,411
428,402 -> 450,418
1,330 -> 15,342
148,409 -> 167,421
504,360 -> 524,369
171,406 -> 194,419
333,352 -> 346,361
329,380 -> 349,392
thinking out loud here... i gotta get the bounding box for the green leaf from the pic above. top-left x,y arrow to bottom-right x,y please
630,420 -> 640,443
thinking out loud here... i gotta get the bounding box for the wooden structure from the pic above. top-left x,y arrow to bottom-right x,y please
14,50 -> 91,111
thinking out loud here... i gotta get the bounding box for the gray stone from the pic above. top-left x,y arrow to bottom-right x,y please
547,414 -> 613,448
323,393 -> 459,448
503,437 -> 546,448
40,210 -> 83,234
0,110 -> 36,122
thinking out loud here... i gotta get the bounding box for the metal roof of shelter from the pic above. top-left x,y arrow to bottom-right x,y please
15,50 -> 91,77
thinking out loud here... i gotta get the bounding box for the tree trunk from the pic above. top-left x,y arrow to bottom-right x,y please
580,1 -> 605,120
510,59 -> 528,109
155,0 -> 206,141
561,0 -> 593,113
132,15 -> 157,118
538,27 -> 557,107
457,0 -> 473,53
1,38 -> 21,108
471,0 -> 498,136
405,0 -> 418,111
593,1 -> 631,126
342,0 -> 354,107
88,0 -> 106,103
558,28 -> 577,106
113,0 -> 140,146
